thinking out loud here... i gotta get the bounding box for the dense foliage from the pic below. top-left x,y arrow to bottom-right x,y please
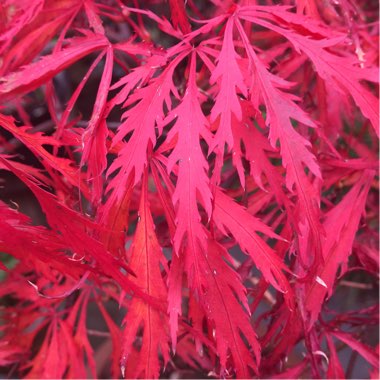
0,0 -> 378,378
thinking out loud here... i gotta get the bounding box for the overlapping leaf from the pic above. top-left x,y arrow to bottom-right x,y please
120,174 -> 169,379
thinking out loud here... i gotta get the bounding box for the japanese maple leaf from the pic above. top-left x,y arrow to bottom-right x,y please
25,320 -> 69,378
210,16 -> 247,151
81,46 -> 113,202
235,17 -> 323,273
0,201 -> 84,279
0,113 -> 89,197
212,188 -> 294,308
0,33 -> 109,102
0,158 -> 162,305
107,49 -> 187,200
305,170 -> 374,326
238,6 -> 379,135
0,7 -> 78,74
0,0 -> 44,54
192,238 -> 261,378
330,331 -> 379,370
162,51 -> 214,355
168,0 -> 191,34
166,51 -> 212,253
325,334 -> 345,379
151,157 -> 259,377
120,174 -> 170,379
231,100 -> 290,210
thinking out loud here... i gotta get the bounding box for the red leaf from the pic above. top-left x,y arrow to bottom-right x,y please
325,334 -> 345,379
196,238 -> 261,377
108,50 -> 185,195
239,6 -> 379,135
0,33 -> 109,102
0,0 -> 44,54
81,46 -> 113,202
166,51 -> 212,253
0,113 -> 90,198
213,188 -> 294,307
210,16 -> 247,151
168,0 -> 191,34
305,170 -> 374,326
331,331 -> 379,369
120,173 -> 170,379
236,16 -> 324,274
26,320 -> 68,378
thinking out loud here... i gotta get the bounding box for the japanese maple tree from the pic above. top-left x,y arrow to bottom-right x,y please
0,0 -> 378,378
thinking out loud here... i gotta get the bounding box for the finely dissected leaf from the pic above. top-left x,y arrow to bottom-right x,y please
0,113 -> 89,197
238,6 -> 379,135
63,290 -> 96,378
235,18 -> 321,189
0,205 -> 82,277
154,154 -> 259,378
0,1 -> 378,379
26,320 -> 68,379
108,51 -> 184,196
0,158 -> 162,305
196,238 -> 261,377
232,100 -> 290,209
210,16 -> 247,151
120,174 -> 169,379
305,170 -> 374,326
0,33 -> 109,102
156,131 -> 265,378
81,46 -> 113,202
0,0 -> 44,53
0,10 -> 76,74
235,17 -> 323,273
96,301 -> 122,378
83,0 -> 105,34
212,188 -> 294,308
166,51 -> 212,253
150,158 -> 183,350
98,172 -> 134,257
153,52 -> 214,356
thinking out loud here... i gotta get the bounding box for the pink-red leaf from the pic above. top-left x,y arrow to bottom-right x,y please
0,33 -> 109,102
212,188 -> 294,308
120,174 -> 169,379
331,331 -> 379,369
305,170 -> 374,326
166,51 -> 212,253
81,46 -> 113,202
210,17 -> 247,151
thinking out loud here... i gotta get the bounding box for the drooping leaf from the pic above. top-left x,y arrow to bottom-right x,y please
210,16 -> 247,151
0,33 -> 109,102
0,113 -> 90,198
325,334 -> 345,379
166,51 -> 212,253
120,172 -> 170,379
107,50 -> 186,198
238,6 -> 379,135
212,188 -> 294,308
331,331 -> 379,369
81,46 -> 113,202
236,16 -> 323,274
305,170 -> 374,326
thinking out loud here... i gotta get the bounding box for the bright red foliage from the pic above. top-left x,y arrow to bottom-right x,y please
0,0 -> 378,378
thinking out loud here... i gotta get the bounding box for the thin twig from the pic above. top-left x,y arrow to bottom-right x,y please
339,280 -> 373,290
87,329 -> 111,338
